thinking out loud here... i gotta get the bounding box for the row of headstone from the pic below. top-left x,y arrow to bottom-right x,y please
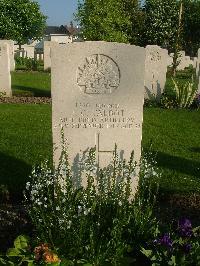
51,42 -> 200,193
168,51 -> 196,70
45,41 -> 169,100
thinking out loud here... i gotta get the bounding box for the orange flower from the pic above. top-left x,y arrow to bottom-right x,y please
43,251 -> 60,263
34,243 -> 50,261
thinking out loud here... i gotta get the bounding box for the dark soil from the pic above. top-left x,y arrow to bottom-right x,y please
0,96 -> 51,104
156,193 -> 200,227
0,204 -> 32,252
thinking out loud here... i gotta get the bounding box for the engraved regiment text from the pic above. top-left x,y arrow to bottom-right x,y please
61,102 -> 140,130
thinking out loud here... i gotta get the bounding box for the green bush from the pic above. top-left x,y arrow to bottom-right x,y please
15,57 -> 40,71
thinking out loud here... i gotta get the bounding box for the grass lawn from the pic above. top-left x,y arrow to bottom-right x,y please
0,103 -> 199,201
143,108 -> 200,195
0,104 -> 52,200
11,71 -> 51,97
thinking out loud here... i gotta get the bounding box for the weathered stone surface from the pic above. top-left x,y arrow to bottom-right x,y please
51,41 -> 146,192
44,41 -> 52,70
176,51 -> 194,71
144,45 -> 168,100
196,48 -> 200,77
0,40 -> 15,71
0,43 -> 11,97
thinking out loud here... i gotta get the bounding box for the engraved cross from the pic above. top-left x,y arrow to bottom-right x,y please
96,132 -> 114,167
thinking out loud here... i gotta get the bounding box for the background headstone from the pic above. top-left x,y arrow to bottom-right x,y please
176,51 -> 194,71
0,43 -> 11,97
0,40 -> 15,71
196,48 -> 200,77
144,45 -> 168,100
44,41 -> 57,71
51,41 -> 146,192
44,41 -> 52,71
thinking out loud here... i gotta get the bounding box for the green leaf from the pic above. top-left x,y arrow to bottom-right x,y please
6,248 -> 21,257
27,261 -> 35,266
0,257 -> 7,265
169,255 -> 176,266
14,235 -> 29,250
140,248 -> 152,258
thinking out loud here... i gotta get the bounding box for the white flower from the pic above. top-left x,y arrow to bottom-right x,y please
44,197 -> 47,201
44,205 -> 47,208
26,182 -> 30,190
67,220 -> 72,229
78,206 -> 82,216
56,206 -> 60,211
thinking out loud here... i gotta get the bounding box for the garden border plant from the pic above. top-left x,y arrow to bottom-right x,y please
0,132 -> 162,265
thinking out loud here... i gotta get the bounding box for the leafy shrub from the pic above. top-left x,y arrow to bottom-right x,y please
171,78 -> 197,108
160,93 -> 176,109
23,145 -> 160,265
15,57 -> 40,71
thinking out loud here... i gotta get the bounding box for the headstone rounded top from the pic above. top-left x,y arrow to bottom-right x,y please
77,54 -> 120,95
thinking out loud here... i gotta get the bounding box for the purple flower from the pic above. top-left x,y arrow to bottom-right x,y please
154,233 -> 173,249
159,233 -> 173,248
178,218 -> 193,237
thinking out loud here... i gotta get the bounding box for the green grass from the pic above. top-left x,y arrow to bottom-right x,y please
11,71 -> 51,97
0,104 -> 52,200
142,108 -> 200,195
0,104 -> 199,201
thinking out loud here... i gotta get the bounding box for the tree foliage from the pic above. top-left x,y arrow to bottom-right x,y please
76,0 -> 200,56
0,0 -> 46,44
182,0 -> 200,56
143,0 -> 179,50
76,0 -> 142,43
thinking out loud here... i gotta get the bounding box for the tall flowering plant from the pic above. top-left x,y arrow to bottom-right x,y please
23,144 -> 160,265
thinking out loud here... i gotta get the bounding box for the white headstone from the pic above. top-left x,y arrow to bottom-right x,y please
0,43 -> 11,96
144,45 -> 168,100
0,40 -> 15,71
51,41 -> 146,192
196,48 -> 200,77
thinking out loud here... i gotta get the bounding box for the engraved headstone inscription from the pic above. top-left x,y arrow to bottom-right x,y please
144,45 -> 168,100
51,41 -> 146,192
0,43 -> 11,96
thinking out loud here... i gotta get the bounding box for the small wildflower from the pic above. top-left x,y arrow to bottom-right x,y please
178,218 -> 193,237
155,233 -> 173,249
